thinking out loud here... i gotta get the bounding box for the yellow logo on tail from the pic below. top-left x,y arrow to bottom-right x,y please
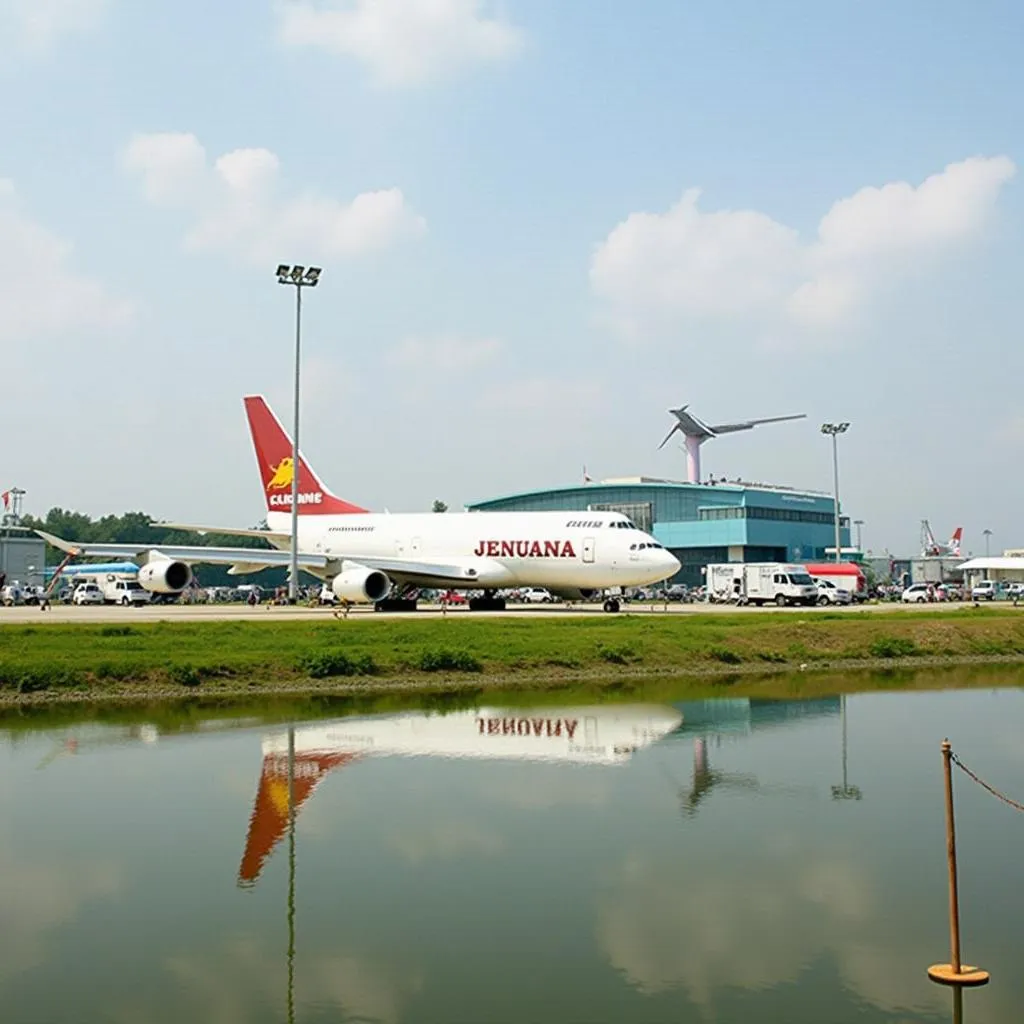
267,457 -> 294,490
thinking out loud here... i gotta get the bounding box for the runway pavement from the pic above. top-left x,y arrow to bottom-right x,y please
0,599 -> 993,624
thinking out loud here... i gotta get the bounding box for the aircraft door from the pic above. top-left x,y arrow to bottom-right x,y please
582,536 -> 596,563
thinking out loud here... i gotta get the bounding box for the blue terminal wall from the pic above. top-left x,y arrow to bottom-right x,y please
468,481 -> 850,585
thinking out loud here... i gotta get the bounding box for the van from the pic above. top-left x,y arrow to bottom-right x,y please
103,578 -> 152,606
706,563 -> 818,607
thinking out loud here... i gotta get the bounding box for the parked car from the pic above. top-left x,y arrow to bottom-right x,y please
519,587 -> 554,603
813,577 -> 853,605
971,580 -> 997,601
439,590 -> 467,604
72,583 -> 104,605
901,583 -> 932,604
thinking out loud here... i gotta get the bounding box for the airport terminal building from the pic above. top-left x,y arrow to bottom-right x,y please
469,477 -> 850,587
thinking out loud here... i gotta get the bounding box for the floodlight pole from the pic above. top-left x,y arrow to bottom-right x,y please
290,283 -> 302,604
821,422 -> 850,564
276,265 -> 322,603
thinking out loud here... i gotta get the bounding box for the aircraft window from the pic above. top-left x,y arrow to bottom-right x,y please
630,544 -> 637,550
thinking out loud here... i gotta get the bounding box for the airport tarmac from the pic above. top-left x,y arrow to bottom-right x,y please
0,600 -> 996,624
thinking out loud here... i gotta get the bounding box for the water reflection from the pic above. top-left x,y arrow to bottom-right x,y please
4,687 -> 1022,1023
241,703 -> 684,885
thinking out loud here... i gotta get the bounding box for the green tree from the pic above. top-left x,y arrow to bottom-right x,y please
432,500 -> 448,513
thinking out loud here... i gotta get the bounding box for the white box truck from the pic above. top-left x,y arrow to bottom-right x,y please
99,575 -> 152,606
705,563 -> 818,607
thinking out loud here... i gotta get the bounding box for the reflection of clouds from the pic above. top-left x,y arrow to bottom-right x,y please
158,936 -> 422,1024
597,849 -> 963,1020
0,843 -> 118,984
389,820 -> 502,864
481,771 -> 612,811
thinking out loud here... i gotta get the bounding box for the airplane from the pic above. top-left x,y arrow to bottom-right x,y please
37,395 -> 680,612
921,521 -> 963,558
658,405 -> 806,484
43,562 -> 140,580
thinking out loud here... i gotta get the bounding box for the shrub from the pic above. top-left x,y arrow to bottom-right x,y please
0,666 -> 82,692
417,649 -> 482,673
95,661 -> 132,680
597,644 -> 638,665
169,664 -> 202,687
869,636 -> 919,659
298,650 -> 378,678
709,646 -> 742,665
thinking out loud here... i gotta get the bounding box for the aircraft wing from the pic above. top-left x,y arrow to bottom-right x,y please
35,531 -> 331,572
708,413 -> 806,435
157,522 -> 292,544
36,531 -> 480,585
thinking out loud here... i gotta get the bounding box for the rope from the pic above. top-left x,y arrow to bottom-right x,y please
950,750 -> 1024,813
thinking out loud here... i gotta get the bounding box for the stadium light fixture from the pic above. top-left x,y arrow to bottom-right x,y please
275,264 -> 325,602
821,422 -> 850,564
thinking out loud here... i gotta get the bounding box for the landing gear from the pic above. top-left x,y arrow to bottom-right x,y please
469,595 -> 506,611
603,598 -> 621,613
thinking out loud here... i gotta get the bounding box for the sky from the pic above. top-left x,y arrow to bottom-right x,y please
1,0 -> 1022,556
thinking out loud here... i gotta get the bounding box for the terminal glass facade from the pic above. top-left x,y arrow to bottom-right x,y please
469,480 -> 851,586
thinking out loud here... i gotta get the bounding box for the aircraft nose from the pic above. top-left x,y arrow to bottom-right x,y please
663,549 -> 681,575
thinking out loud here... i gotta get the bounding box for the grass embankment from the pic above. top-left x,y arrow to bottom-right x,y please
3,607 -> 1024,704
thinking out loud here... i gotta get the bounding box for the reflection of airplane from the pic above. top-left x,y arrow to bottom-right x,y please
658,405 -> 806,484
239,704 -> 683,886
38,396 -> 679,612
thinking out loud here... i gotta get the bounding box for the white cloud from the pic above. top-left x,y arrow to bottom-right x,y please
122,131 -> 426,263
591,156 -> 1016,340
277,0 -> 525,86
0,178 -> 133,343
0,0 -> 108,54
388,334 -> 503,372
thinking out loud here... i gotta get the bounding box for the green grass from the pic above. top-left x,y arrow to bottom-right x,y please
2,607 -> 1024,699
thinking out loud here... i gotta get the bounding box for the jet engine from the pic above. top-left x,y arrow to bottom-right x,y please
138,559 -> 193,594
332,566 -> 391,604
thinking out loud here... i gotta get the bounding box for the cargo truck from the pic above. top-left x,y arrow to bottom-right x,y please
705,562 -> 818,607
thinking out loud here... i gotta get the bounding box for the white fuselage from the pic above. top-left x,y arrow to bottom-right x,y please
266,509 -> 679,590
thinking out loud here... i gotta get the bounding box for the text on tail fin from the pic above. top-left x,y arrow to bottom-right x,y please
243,395 -> 369,515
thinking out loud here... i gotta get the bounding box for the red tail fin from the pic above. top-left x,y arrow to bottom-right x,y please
243,395 -> 368,515
949,527 -> 963,554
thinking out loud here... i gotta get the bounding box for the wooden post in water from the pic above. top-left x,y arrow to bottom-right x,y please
927,739 -> 989,986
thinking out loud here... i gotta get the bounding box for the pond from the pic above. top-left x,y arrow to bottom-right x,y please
2,681 -> 1022,1022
